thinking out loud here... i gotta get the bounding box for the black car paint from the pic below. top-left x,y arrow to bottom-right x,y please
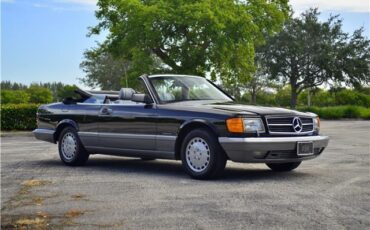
36,75 -> 316,160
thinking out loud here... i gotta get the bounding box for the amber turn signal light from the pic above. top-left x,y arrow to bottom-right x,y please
226,118 -> 244,133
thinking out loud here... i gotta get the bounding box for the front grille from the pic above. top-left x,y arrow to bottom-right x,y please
266,116 -> 314,135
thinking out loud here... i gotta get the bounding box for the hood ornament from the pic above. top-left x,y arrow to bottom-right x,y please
292,117 -> 303,133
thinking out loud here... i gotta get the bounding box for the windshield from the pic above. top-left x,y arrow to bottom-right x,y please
149,75 -> 232,103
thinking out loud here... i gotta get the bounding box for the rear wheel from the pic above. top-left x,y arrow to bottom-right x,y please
266,162 -> 301,172
58,127 -> 89,166
181,129 -> 227,179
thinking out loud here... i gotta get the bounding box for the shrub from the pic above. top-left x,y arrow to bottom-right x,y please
334,89 -> 370,107
1,104 -> 39,130
298,106 -> 370,119
240,91 -> 277,105
310,90 -> 336,107
256,91 -> 276,105
275,87 -> 291,107
0,90 -> 30,104
27,85 -> 53,104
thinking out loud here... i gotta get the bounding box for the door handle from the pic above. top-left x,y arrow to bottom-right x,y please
100,107 -> 112,115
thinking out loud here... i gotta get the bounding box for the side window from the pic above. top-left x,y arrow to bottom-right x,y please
135,79 -> 148,94
82,95 -> 105,104
83,97 -> 98,104
151,78 -> 180,102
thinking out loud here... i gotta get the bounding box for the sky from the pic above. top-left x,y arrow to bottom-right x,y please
1,0 -> 369,88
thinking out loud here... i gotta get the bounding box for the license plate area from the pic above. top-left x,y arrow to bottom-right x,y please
297,142 -> 314,156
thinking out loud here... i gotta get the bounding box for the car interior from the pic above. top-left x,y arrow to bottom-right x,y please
63,87 -> 142,105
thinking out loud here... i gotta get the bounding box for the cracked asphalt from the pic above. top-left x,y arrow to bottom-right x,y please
1,120 -> 369,229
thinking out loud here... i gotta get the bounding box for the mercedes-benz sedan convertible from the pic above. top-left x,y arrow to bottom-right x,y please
34,74 -> 329,179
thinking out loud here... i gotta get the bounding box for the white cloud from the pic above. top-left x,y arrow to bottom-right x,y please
291,0 -> 370,13
53,0 -> 97,5
30,0 -> 97,11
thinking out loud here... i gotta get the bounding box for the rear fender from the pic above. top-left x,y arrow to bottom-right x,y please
54,119 -> 79,142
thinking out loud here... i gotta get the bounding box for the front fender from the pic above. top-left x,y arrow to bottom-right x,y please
178,118 -> 220,136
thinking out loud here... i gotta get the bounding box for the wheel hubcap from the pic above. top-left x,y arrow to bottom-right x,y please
186,137 -> 210,172
61,133 -> 77,160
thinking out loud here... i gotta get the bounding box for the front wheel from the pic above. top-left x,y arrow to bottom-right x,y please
266,162 -> 301,172
181,129 -> 227,180
58,127 -> 89,166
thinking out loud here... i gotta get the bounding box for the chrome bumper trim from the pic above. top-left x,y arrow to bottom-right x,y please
218,135 -> 329,163
33,129 -> 55,143
219,135 -> 329,143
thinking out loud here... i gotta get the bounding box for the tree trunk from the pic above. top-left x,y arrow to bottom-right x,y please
251,88 -> 257,105
290,86 -> 297,109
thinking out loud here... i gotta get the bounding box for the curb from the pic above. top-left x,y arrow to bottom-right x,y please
1,131 -> 34,137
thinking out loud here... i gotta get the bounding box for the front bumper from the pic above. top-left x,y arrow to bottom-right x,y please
33,129 -> 55,143
219,135 -> 329,163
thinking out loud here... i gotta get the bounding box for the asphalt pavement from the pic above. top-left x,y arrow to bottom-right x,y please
1,120 -> 369,229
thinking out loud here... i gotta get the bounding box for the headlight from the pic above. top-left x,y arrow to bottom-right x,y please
226,117 -> 265,133
313,116 -> 320,132
243,118 -> 265,133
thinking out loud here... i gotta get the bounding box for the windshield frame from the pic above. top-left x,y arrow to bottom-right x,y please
147,75 -> 234,104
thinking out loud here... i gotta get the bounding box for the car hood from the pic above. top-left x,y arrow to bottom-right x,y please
169,100 -> 312,116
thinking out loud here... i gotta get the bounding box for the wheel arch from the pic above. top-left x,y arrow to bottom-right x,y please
54,119 -> 79,142
174,119 -> 219,160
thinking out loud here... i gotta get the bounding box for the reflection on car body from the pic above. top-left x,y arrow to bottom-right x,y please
34,74 -> 329,179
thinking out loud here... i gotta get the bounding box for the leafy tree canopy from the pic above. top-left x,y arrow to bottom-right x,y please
57,85 -> 79,101
0,90 -> 30,104
260,8 -> 370,108
80,46 -> 131,90
0,81 -> 28,90
87,0 -> 289,89
27,85 -> 53,104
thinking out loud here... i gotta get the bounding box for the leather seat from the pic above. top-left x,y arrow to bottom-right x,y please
114,88 -> 136,104
119,88 -> 136,100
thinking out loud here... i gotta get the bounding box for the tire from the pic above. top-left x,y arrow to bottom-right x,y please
266,162 -> 301,172
58,127 -> 89,166
181,129 -> 227,180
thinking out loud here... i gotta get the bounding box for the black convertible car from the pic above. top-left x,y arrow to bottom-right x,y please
34,74 -> 329,179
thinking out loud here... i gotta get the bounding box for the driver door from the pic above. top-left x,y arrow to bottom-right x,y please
97,103 -> 157,151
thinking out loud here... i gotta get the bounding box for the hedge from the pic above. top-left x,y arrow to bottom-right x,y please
1,104 -> 39,130
298,106 -> 370,120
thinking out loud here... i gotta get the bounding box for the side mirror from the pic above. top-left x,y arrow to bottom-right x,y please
132,93 -> 153,104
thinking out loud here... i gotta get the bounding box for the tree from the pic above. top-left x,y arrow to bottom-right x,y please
89,0 -> 289,89
1,81 -> 28,90
0,90 -> 30,104
57,85 -> 79,101
80,47 -> 133,90
245,73 -> 277,105
260,8 -> 370,108
27,85 -> 53,104
40,82 -> 65,101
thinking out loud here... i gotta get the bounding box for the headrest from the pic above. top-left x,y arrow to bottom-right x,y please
119,88 -> 136,100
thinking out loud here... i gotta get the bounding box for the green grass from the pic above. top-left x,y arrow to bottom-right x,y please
298,106 -> 370,119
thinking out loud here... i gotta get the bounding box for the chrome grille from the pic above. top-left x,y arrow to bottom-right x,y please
266,116 -> 314,135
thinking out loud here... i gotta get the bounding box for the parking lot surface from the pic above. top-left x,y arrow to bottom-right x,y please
1,120 -> 369,229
